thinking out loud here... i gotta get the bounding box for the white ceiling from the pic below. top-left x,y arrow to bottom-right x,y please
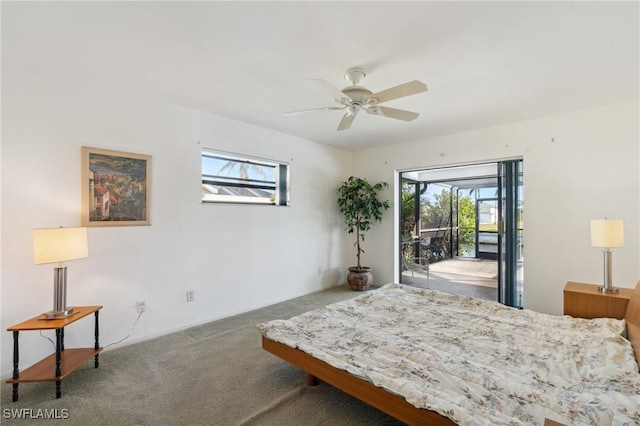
3,1 -> 639,151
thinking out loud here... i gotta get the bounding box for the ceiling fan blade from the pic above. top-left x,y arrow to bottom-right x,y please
281,106 -> 346,116
337,113 -> 356,131
366,105 -> 419,121
309,79 -> 352,101
369,80 -> 427,104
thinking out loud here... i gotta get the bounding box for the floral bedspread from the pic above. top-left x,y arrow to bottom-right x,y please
257,283 -> 640,425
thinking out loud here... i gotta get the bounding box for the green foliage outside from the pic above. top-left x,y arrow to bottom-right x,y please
400,186 -> 417,238
401,185 -> 476,261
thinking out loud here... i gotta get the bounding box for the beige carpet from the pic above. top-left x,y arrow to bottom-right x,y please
1,285 -> 403,426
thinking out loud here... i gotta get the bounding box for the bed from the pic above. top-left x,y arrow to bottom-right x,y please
258,282 -> 640,425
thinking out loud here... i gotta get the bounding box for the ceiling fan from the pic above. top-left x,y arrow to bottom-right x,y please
283,67 -> 428,131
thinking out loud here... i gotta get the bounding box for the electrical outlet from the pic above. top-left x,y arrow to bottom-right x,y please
137,301 -> 146,313
186,290 -> 195,302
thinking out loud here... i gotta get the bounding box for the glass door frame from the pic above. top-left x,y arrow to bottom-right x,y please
498,159 -> 523,308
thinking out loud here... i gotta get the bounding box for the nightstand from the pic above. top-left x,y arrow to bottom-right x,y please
563,282 -> 632,319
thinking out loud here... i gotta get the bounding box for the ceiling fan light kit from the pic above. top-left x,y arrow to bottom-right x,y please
283,67 -> 428,131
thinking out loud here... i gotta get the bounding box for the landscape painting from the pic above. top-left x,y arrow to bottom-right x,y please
81,147 -> 151,227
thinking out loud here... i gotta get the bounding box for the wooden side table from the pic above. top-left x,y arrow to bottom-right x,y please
6,305 -> 103,401
563,282 -> 632,319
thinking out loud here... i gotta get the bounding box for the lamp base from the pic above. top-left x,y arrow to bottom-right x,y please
45,265 -> 75,320
44,307 -> 74,320
598,249 -> 619,294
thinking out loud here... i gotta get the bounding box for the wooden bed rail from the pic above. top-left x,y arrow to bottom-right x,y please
262,336 -> 456,426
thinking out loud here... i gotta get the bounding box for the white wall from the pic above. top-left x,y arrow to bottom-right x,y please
0,63 -> 352,377
353,100 -> 640,315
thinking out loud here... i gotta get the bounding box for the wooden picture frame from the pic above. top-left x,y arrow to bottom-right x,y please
81,147 -> 151,227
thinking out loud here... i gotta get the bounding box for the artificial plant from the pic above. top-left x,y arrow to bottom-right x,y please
337,176 -> 390,270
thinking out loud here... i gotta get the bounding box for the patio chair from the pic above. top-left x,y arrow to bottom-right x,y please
402,237 -> 430,284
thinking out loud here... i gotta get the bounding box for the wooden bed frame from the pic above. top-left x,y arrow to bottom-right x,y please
262,282 -> 640,426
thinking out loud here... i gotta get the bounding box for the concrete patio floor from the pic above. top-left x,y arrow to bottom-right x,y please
402,257 -> 498,301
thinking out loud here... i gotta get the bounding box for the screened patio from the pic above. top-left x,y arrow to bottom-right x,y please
399,162 -> 523,305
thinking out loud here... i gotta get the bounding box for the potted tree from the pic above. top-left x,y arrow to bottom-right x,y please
337,176 -> 390,290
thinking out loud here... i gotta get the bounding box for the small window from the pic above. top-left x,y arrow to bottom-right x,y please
201,149 -> 290,205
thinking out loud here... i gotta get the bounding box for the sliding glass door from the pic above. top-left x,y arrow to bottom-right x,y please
397,159 -> 523,308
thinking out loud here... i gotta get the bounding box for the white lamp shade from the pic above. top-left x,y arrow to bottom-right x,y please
590,219 -> 624,248
33,227 -> 88,264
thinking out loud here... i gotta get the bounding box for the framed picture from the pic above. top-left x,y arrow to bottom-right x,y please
81,147 -> 151,227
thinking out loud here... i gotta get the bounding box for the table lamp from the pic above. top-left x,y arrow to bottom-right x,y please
33,227 -> 88,319
590,218 -> 623,293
